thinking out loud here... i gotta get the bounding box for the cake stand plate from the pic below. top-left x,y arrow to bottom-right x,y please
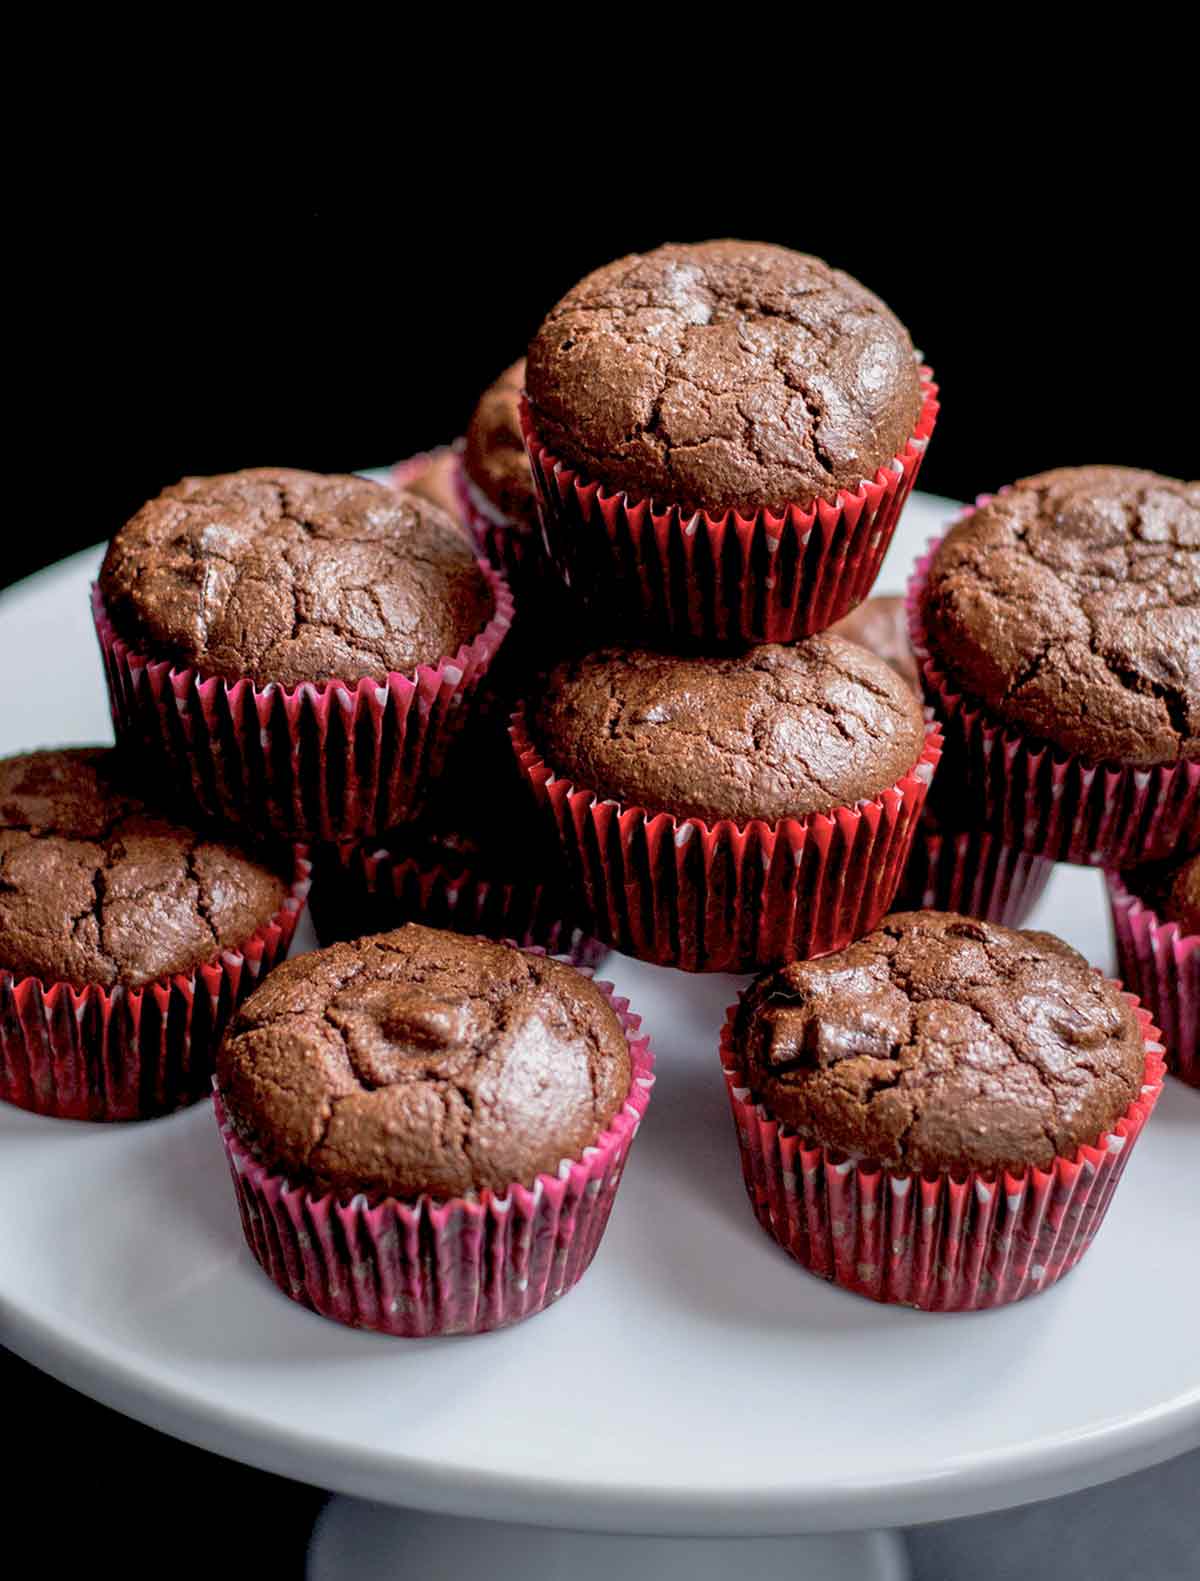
1,497 -> 1197,1581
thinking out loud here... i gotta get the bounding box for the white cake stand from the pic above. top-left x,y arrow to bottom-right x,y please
1,497 -> 1196,1581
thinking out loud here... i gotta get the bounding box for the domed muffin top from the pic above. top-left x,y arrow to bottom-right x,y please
920,466 -> 1199,766
734,911 -> 1147,1173
525,240 -> 923,514
217,924 -> 631,1200
0,748 -> 288,988
531,635 -> 928,825
462,359 -> 538,527
99,466 -> 494,688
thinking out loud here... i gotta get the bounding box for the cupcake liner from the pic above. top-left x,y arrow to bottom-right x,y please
1106,871 -> 1199,1087
894,818 -> 1055,927
455,459 -> 547,597
0,850 -> 311,1123
91,568 -> 515,843
308,839 -> 605,969
510,709 -> 943,973
721,993 -> 1165,1311
907,535 -> 1200,866
215,964 -> 654,1337
520,370 -> 939,644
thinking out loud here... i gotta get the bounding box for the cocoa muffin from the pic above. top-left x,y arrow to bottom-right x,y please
828,595 -> 918,694
0,748 -> 288,989
1163,852 -> 1200,934
734,911 -> 1147,1173
308,716 -> 599,963
217,924 -> 631,1200
531,636 -> 927,826
525,240 -> 923,514
920,467 -> 1200,767
99,466 -> 494,688
463,360 -> 537,528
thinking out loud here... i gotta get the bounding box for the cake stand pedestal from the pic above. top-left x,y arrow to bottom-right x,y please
1,508 -> 1196,1581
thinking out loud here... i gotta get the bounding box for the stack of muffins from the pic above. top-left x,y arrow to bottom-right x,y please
1,239 -> 1192,1331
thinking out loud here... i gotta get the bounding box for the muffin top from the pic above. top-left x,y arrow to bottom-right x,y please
525,240 -> 923,514
0,749 -> 288,989
462,359 -> 538,527
828,595 -> 918,694
99,467 -> 494,688
532,636 -> 927,825
1163,852 -> 1200,934
1132,848 -> 1200,935
217,924 -> 631,1199
734,911 -> 1146,1173
920,466 -> 1200,765
395,448 -> 463,524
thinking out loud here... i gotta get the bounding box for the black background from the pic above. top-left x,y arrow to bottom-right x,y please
5,147 -> 1195,1576
13,167 -> 1195,591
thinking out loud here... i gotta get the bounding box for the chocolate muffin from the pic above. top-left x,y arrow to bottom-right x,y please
0,748 -> 288,989
525,240 -> 923,514
462,360 -> 537,528
828,595 -> 918,694
1163,852 -> 1200,934
531,636 -> 927,826
734,911 -> 1146,1173
217,924 -> 631,1200
99,466 -> 494,688
308,716 -> 601,964
919,467 -> 1200,768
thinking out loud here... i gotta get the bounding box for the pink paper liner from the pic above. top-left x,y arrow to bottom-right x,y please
0,849 -> 311,1123
510,709 -> 943,973
520,369 -> 939,644
91,565 -> 515,843
308,839 -> 605,969
894,818 -> 1054,927
721,992 -> 1165,1311
906,533 -> 1200,866
1106,871 -> 1199,1087
215,963 -> 654,1336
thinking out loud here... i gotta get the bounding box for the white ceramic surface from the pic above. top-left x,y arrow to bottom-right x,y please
0,496 -> 1196,1539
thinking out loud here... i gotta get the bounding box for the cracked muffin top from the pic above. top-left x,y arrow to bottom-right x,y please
217,924 -> 631,1199
920,466 -> 1200,765
99,466 -> 494,689
828,595 -> 918,694
462,359 -> 538,527
531,637 -> 928,825
734,912 -> 1146,1173
0,749 -> 289,988
525,240 -> 923,514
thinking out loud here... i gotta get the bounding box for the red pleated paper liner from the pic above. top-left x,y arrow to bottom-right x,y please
215,966 -> 654,1337
520,369 -> 938,644
455,459 -> 548,602
1107,871 -> 1199,1088
721,995 -> 1165,1311
91,567 -> 515,843
0,850 -> 311,1123
906,536 -> 1200,866
308,839 -> 605,969
510,709 -> 943,973
894,817 -> 1054,927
